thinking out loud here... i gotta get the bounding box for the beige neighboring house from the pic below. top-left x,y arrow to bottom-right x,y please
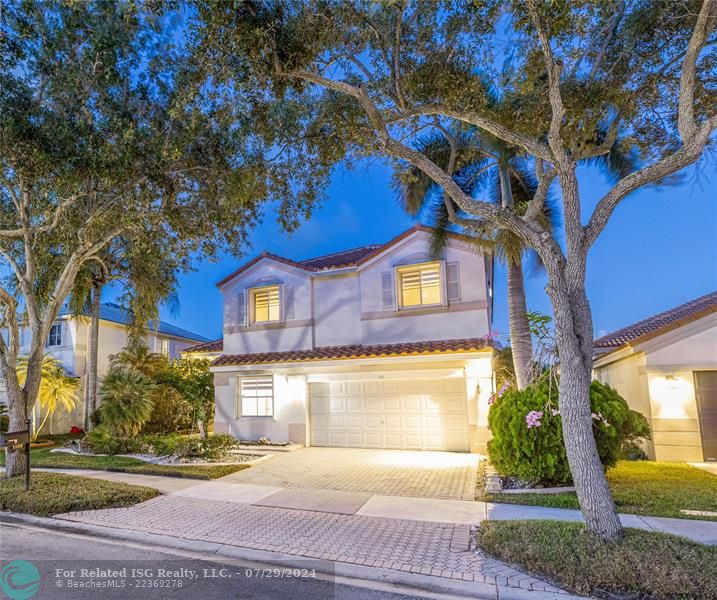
186,225 -> 497,453
0,302 -> 209,434
593,291 -> 717,463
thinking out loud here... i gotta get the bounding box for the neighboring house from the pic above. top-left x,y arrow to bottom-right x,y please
593,291 -> 717,462
0,302 -> 208,433
187,225 -> 496,453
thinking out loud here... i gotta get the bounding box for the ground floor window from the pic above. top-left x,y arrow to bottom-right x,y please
239,376 -> 274,417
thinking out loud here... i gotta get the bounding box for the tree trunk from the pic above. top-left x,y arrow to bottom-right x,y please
507,257 -> 533,390
4,389 -> 28,478
548,273 -> 624,541
83,281 -> 102,430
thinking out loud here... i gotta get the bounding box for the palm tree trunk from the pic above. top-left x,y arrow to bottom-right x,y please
34,408 -> 51,441
507,256 -> 534,390
498,161 -> 534,390
83,281 -> 102,430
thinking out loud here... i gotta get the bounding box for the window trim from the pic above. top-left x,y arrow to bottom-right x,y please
46,323 -> 62,347
237,376 -> 275,419
394,260 -> 446,311
248,284 -> 283,325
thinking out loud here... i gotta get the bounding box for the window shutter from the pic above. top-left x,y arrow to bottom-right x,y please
284,285 -> 295,320
237,290 -> 247,326
381,271 -> 394,309
447,262 -> 461,302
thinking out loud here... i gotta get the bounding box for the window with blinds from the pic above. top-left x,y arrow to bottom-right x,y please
239,376 -> 274,417
250,285 -> 281,323
397,261 -> 443,308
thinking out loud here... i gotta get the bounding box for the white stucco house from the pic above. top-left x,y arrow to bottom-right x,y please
593,291 -> 717,463
0,302 -> 209,433
186,225 -> 497,453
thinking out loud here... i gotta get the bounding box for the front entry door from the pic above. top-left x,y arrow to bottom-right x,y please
694,370 -> 717,461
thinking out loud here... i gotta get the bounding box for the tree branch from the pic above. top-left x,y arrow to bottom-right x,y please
678,0 -> 717,141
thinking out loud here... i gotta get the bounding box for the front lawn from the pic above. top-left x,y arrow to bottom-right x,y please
0,444 -> 252,480
482,461 -> 717,520
478,520 -> 717,599
0,472 -> 159,517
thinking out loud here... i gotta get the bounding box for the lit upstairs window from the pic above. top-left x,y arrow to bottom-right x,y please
250,285 -> 281,323
396,261 -> 443,309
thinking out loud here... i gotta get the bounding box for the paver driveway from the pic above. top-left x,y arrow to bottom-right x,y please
222,447 -> 480,500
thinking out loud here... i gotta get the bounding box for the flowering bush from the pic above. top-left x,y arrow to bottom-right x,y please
487,379 -> 650,486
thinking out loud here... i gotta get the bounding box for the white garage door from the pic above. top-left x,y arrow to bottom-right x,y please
309,377 -> 469,452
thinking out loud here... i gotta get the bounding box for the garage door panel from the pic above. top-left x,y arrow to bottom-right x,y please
384,432 -> 403,448
403,397 -> 423,411
329,398 -> 345,412
346,397 -> 363,412
384,415 -> 402,430
310,376 -> 469,451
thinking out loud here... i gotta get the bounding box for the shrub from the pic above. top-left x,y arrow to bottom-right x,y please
487,379 -> 651,486
83,427 -> 146,455
175,434 -> 239,461
99,368 -> 155,436
143,385 -> 193,434
621,409 -> 652,459
145,433 -> 181,456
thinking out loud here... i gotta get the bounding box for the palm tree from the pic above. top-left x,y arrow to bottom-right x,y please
110,344 -> 168,378
17,355 -> 79,440
99,368 -> 155,436
397,127 -> 555,389
397,124 -> 637,390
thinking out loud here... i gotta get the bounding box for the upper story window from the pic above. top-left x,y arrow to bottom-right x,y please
250,285 -> 281,324
47,323 -> 62,347
396,261 -> 444,309
239,376 -> 274,418
158,337 -> 170,357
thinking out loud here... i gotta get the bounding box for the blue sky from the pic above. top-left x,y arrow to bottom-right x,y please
107,158 -> 717,344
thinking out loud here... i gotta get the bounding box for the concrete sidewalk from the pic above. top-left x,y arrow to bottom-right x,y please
18,466 -> 717,544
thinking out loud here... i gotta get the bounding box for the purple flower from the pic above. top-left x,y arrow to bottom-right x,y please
551,408 -> 560,417
487,393 -> 496,406
526,410 -> 543,428
497,381 -> 509,398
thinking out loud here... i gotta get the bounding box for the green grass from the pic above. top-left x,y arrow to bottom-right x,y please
483,461 -> 717,520
478,520 -> 717,599
1,443 -> 252,480
0,472 -> 159,517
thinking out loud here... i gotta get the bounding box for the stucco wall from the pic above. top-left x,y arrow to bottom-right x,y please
594,314 -> 717,462
594,352 -> 655,458
221,262 -> 313,355
218,230 -> 491,355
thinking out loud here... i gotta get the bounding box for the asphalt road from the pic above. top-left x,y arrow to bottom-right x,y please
0,523 -> 430,600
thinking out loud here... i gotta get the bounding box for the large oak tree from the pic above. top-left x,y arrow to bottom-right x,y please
188,0 -> 716,541
0,1 -> 274,477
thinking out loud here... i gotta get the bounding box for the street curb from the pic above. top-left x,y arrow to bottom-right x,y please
0,512 -> 583,600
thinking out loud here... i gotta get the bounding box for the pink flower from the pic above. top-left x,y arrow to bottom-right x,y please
526,410 -> 543,428
487,393 -> 496,406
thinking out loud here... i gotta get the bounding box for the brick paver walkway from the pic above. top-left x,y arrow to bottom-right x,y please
222,447 -> 479,500
58,495 -> 564,593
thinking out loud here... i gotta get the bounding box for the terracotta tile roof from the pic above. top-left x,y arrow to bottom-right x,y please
594,290 -> 717,349
216,225 -> 475,287
184,339 -> 224,353
211,337 -> 492,367
298,244 -> 383,270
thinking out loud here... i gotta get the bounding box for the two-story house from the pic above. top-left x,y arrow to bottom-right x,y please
0,302 -> 208,434
188,226 -> 496,453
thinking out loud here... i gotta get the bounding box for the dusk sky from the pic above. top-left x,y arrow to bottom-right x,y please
106,156 -> 717,346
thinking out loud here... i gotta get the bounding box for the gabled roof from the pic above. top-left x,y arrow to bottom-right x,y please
184,338 -> 223,353
216,224 -> 475,288
594,290 -> 717,350
211,337 -> 492,367
59,302 -> 209,343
